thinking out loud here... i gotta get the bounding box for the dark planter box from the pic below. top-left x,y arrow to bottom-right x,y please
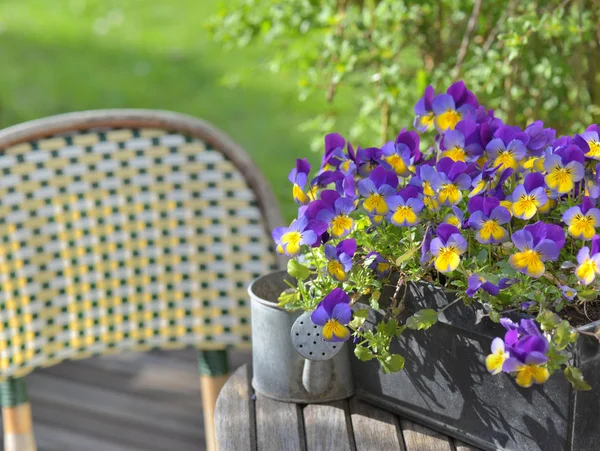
351,282 -> 600,451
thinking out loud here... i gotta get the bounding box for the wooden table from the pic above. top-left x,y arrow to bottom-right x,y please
215,364 -> 482,451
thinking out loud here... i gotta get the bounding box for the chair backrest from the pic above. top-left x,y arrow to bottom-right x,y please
0,110 -> 283,380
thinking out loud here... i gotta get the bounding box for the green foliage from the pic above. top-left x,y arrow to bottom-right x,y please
406,309 -> 439,330
287,258 -> 311,280
564,366 -> 592,391
209,0 -> 600,148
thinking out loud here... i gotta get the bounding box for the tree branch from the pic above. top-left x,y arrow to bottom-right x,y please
453,0 -> 483,78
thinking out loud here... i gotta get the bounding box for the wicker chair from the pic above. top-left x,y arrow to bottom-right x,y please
0,110 -> 283,451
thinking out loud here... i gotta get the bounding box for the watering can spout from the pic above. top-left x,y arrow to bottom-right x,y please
302,359 -> 332,394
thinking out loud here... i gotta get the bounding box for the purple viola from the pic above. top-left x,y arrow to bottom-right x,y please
575,235 -> 600,285
443,206 -> 465,229
466,275 -> 517,297
382,129 -> 420,177
357,166 -> 398,216
435,157 -> 472,206
510,173 -> 548,220
439,120 -> 483,163
524,121 -> 556,157
573,124 -> 600,160
485,125 -> 529,171
272,216 -> 328,256
321,133 -> 347,170
432,81 -> 478,132
387,186 -> 424,227
430,224 -> 467,273
469,161 -> 503,198
413,85 -> 435,132
367,251 -> 391,277
501,320 -> 550,388
315,190 -> 356,238
562,196 -> 600,240
324,239 -> 356,281
288,158 -> 315,205
356,146 -> 383,176
509,222 -> 566,278
544,145 -> 585,194
467,196 -> 511,244
311,288 -> 352,342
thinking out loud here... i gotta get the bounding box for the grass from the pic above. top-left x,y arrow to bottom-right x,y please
0,0 -> 354,220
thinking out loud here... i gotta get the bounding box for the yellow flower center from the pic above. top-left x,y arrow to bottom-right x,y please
512,194 -> 539,220
392,206 -> 418,226
436,109 -> 461,131
386,154 -> 409,176
493,150 -> 517,170
327,260 -> 347,281
576,258 -> 599,285
423,181 -> 435,197
586,140 -> 600,159
322,319 -> 349,341
479,220 -> 505,242
331,215 -> 353,237
569,214 -> 596,240
435,246 -> 460,273
515,364 -> 550,388
419,113 -> 434,129
281,231 -> 303,255
510,249 -> 545,278
364,193 -> 388,215
439,183 -> 462,205
546,166 -> 575,194
442,146 -> 467,162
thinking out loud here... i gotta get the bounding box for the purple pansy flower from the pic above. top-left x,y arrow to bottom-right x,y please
467,276 -> 517,297
440,120 -> 483,163
525,121 -> 556,157
562,196 -> 600,240
485,125 -> 529,172
510,172 -> 548,220
430,224 -> 468,273
311,288 -> 352,342
575,235 -> 600,285
432,81 -> 478,132
357,166 -> 398,216
387,186 -> 424,227
509,222 -> 566,278
321,133 -> 347,169
467,196 -> 511,244
436,158 -> 472,206
367,252 -> 391,278
272,216 -> 328,256
288,159 -> 315,205
560,285 -> 577,301
324,239 -> 356,281
544,145 -> 585,194
382,129 -> 420,177
573,125 -> 600,160
356,146 -> 383,176
443,206 -> 465,229
315,190 -> 356,238
413,85 -> 435,132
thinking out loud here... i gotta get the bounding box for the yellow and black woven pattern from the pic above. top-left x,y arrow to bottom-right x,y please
0,127 -> 277,379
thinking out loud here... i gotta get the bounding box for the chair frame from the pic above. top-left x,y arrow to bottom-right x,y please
0,109 -> 285,451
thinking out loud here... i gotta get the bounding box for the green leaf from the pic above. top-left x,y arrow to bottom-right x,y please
537,311 -> 561,331
380,354 -> 405,373
553,320 -> 572,351
546,344 -> 568,373
406,309 -> 438,330
395,244 -> 420,265
354,345 -> 375,362
564,366 -> 592,391
370,291 -> 381,310
349,309 -> 369,329
277,289 -> 299,307
488,310 -> 501,323
287,259 -> 310,281
578,289 -> 597,301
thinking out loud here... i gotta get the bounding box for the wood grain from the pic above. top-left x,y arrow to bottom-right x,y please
255,394 -> 305,451
214,365 -> 256,451
400,419 -> 454,451
303,401 -> 355,451
349,398 -> 405,451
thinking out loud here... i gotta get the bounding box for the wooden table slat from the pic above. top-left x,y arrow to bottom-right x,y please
214,364 -> 256,451
303,400 -> 355,451
255,395 -> 305,451
348,398 -> 406,451
400,419 -> 454,451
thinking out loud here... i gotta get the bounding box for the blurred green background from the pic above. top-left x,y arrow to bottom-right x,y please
0,0 -> 352,220
0,1 -> 598,222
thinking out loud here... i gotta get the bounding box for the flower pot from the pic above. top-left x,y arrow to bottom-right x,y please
351,281 -> 600,451
249,270 -> 354,402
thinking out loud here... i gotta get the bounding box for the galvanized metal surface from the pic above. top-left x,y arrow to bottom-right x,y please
290,311 -> 343,361
249,271 -> 354,403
